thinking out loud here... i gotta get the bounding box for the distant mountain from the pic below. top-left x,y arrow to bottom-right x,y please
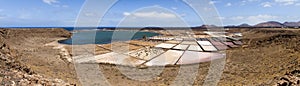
141,27 -> 165,30
196,21 -> 300,29
254,21 -> 284,27
238,23 -> 252,27
283,21 -> 300,27
199,25 -> 218,28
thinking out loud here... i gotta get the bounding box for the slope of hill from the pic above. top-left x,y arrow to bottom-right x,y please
283,21 -> 300,27
0,29 -> 76,85
238,23 -> 252,27
254,21 -> 284,27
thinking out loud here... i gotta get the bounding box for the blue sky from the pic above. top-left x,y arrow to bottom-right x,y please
0,0 -> 299,27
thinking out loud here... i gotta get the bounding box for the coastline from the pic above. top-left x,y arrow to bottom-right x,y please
60,29 -> 163,45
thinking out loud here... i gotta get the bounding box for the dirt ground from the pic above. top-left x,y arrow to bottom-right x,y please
0,29 -> 79,85
1,28 -> 299,86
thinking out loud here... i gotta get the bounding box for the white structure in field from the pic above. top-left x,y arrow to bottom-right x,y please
145,50 -> 184,66
155,43 -> 176,49
197,41 -> 218,51
172,44 -> 189,50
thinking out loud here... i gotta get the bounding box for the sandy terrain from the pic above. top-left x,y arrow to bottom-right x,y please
0,28 -> 79,85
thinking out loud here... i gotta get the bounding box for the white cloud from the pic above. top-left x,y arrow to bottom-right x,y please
83,12 -> 97,17
226,3 -> 232,6
274,0 -> 299,5
123,12 -> 131,16
62,5 -> 69,8
248,14 -> 278,21
203,7 -> 213,11
248,0 -> 260,2
230,14 -> 278,25
295,3 -> 300,5
240,0 -> 247,6
261,2 -> 272,7
231,16 -> 245,20
118,6 -> 189,27
42,0 -> 68,8
152,5 -> 161,7
124,11 -> 177,18
209,1 -> 219,5
0,14 -> 6,19
250,15 -> 278,24
240,0 -> 261,6
42,0 -> 59,5
19,13 -> 31,19
171,7 -> 178,10
180,13 -> 186,17
218,17 -> 226,20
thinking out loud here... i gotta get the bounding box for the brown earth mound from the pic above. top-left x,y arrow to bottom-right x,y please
220,28 -> 300,85
0,28 -> 76,85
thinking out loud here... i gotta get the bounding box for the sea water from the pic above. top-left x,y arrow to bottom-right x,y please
59,30 -> 159,45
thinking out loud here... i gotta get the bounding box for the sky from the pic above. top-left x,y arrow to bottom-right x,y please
0,0 -> 299,27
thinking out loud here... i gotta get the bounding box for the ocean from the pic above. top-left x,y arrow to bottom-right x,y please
59,30 -> 159,45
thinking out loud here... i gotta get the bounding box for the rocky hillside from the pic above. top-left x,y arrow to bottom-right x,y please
222,28 -> 300,85
223,21 -> 300,28
0,28 -> 76,85
283,21 -> 300,27
254,21 -> 284,27
238,23 -> 251,27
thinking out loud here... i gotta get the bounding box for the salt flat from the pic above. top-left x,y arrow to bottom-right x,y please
155,43 -> 177,49
145,50 -> 184,66
126,48 -> 165,60
176,51 -> 224,65
172,44 -> 189,50
187,45 -> 203,51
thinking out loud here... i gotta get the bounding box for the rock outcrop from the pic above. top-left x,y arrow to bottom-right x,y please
270,70 -> 300,86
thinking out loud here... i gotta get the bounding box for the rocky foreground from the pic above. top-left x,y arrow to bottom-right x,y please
223,29 -> 300,85
0,28 -> 299,86
0,28 -> 77,85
